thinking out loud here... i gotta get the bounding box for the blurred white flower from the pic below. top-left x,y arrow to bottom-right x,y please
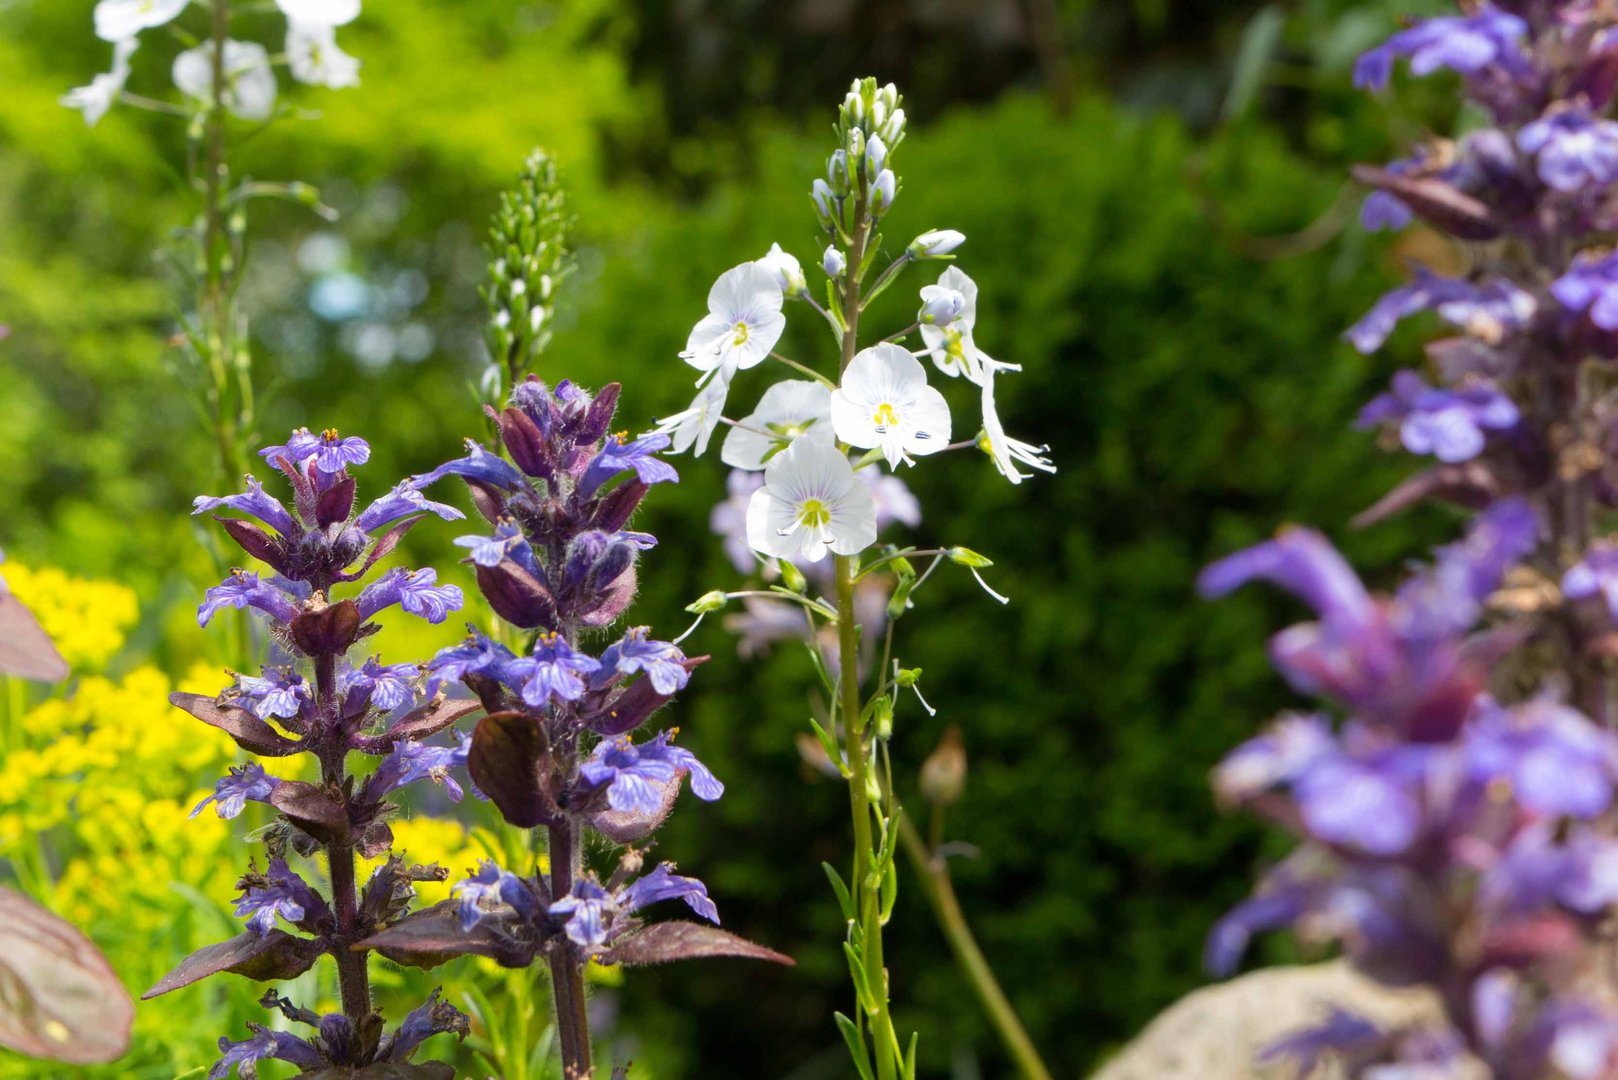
681,262 -> 785,382
94,0 -> 185,43
287,20 -> 360,89
746,439 -> 876,563
830,343 -> 951,469
721,379 -> 833,470
61,38 -> 137,127
979,368 -> 1054,485
654,374 -> 731,457
275,0 -> 360,26
173,39 -> 278,122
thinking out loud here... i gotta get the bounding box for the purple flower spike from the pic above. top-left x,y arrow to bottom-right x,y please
595,627 -> 691,695
579,432 -> 679,498
198,570 -> 300,627
1518,107 -> 1618,193
1353,7 -> 1529,92
192,475 -> 297,536
1358,370 -> 1520,463
190,763 -> 282,820
356,567 -> 464,624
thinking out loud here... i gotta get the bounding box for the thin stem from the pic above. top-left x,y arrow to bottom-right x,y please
770,351 -> 837,389
897,816 -> 1054,1080
201,0 -> 244,483
545,820 -> 592,1078
836,203 -> 904,1080
800,290 -> 844,339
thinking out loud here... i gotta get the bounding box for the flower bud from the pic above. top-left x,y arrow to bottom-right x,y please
685,590 -> 730,614
823,245 -> 847,279
918,285 -> 965,327
843,90 -> 865,127
866,133 -> 888,178
869,169 -> 896,216
779,558 -> 808,594
760,243 -> 807,298
948,546 -> 993,569
908,229 -> 965,258
811,179 -> 837,229
847,126 -> 865,164
873,695 -> 894,740
881,107 -> 906,144
920,726 -> 966,807
827,149 -> 851,197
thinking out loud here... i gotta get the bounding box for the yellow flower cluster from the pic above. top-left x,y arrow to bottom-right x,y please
1,562 -> 138,670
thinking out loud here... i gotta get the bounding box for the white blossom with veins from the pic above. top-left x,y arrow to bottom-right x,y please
654,374 -> 731,456
287,20 -> 360,88
681,262 -> 786,383
721,379 -> 834,470
173,39 -> 278,122
918,267 -> 1021,386
94,0 -> 186,43
830,343 -> 951,469
62,37 -> 137,126
745,439 -> 876,563
979,367 -> 1055,485
275,0 -> 361,26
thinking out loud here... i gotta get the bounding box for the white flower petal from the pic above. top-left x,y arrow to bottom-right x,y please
683,263 -> 785,379
979,369 -> 1054,485
173,39 -> 278,121
830,342 -> 951,469
745,439 -> 875,561
720,379 -> 833,470
275,0 -> 361,26
94,0 -> 186,42
287,20 -> 360,88
656,375 -> 731,457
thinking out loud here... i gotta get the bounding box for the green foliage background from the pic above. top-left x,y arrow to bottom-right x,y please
0,0 -> 1462,1075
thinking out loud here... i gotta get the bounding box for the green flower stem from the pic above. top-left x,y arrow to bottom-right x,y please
897,816 -> 1053,1080
836,205 -> 904,1080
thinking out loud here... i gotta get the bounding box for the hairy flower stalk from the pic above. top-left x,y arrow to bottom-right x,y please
664,79 -> 1055,1079
360,159 -> 788,1080
1202,4 -> 1618,1075
148,430 -> 474,1077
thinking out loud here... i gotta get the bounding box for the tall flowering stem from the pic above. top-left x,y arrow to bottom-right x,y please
148,429 -> 475,1077
661,78 -> 1055,1078
1201,4 -> 1618,1075
65,0 -> 363,482
363,160 -> 790,1080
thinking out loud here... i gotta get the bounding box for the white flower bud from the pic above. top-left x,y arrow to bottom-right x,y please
918,285 -> 965,327
811,178 -> 837,227
828,149 -> 850,197
823,246 -> 847,279
908,229 -> 965,258
866,133 -> 887,178
869,169 -> 896,216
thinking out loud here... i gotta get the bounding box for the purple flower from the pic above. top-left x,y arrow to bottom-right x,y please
210,1026 -> 324,1080
581,730 -> 724,814
356,567 -> 464,624
192,475 -> 297,536
595,627 -> 690,695
365,731 -> 471,802
198,570 -> 300,627
1358,370 -> 1520,463
1347,270 -> 1535,354
190,763 -> 282,819
1205,878 -> 1310,976
381,989 -> 469,1064
309,429 -> 371,475
1563,541 -> 1618,622
508,632 -> 601,708
340,658 -> 420,712
353,481 -> 465,534
1260,1009 -> 1385,1074
258,429 -> 323,469
1213,712 -> 1336,804
549,878 -> 615,948
1293,744 -> 1426,855
1518,107 -> 1618,193
454,520 -> 536,572
452,860 -> 537,931
1467,699 -> 1618,820
579,432 -> 679,498
1553,250 -> 1618,329
1353,7 -> 1529,92
232,668 -> 310,720
410,438 -> 528,493
622,861 -> 720,924
426,632 -> 523,695
711,471 -> 767,573
234,858 -> 327,936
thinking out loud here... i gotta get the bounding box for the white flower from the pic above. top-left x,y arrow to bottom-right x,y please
275,0 -> 360,26
979,368 -> 1054,485
287,20 -> 360,88
173,39 -> 278,122
681,263 -> 785,382
758,243 -> 806,298
745,439 -> 876,563
909,229 -> 965,258
917,267 -> 1020,386
830,343 -> 951,469
918,285 -> 964,327
721,379 -> 834,470
62,38 -> 137,127
654,375 -> 731,457
94,0 -> 186,42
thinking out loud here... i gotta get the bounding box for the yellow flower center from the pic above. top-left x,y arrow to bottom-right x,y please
731,321 -> 751,346
872,403 -> 900,429
797,498 -> 831,530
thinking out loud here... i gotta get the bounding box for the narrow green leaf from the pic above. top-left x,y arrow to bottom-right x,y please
822,862 -> 855,923
903,1031 -> 920,1080
842,942 -> 877,1014
834,1013 -> 877,1080
809,717 -> 849,778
